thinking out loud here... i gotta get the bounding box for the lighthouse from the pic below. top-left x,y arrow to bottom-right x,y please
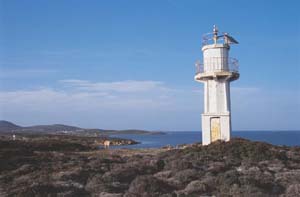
195,26 -> 239,145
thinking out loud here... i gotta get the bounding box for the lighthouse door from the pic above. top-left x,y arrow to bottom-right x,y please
211,117 -> 221,142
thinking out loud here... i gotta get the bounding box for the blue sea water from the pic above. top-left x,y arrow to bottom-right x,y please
111,131 -> 300,149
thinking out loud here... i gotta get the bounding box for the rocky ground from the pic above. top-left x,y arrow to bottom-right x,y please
0,133 -> 138,148
0,136 -> 299,197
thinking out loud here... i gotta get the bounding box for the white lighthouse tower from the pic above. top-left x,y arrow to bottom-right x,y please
195,26 -> 239,145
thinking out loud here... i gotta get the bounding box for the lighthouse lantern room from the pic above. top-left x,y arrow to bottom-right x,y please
195,25 -> 239,145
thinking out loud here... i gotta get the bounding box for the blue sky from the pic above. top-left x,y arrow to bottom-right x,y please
0,0 -> 299,130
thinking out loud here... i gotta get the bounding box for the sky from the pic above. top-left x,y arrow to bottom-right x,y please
0,0 -> 299,131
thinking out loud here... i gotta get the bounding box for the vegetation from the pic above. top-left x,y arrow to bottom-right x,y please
0,136 -> 299,196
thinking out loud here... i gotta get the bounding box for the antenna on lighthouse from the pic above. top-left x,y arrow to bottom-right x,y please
213,25 -> 218,44
224,33 -> 239,44
202,26 -> 238,46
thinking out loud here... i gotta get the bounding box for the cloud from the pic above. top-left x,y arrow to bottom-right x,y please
0,89 -> 160,111
0,80 -> 183,114
59,79 -> 169,93
0,79 -> 298,130
0,79 -> 204,129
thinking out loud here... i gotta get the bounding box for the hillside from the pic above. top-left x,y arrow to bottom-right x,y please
0,120 -> 164,136
0,120 -> 21,132
0,138 -> 299,196
23,124 -> 82,132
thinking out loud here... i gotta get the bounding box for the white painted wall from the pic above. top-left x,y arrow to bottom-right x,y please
205,80 -> 230,114
201,43 -> 233,145
203,44 -> 229,71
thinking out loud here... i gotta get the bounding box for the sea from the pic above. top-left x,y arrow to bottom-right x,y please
110,131 -> 300,149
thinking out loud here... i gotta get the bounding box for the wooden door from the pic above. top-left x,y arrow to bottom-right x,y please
211,117 -> 220,142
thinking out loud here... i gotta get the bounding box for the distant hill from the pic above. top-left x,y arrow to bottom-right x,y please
0,120 -> 21,132
0,121 -> 165,136
22,124 -> 83,133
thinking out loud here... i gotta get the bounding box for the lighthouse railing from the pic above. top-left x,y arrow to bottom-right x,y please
195,57 -> 239,74
202,33 -> 228,46
195,61 -> 204,74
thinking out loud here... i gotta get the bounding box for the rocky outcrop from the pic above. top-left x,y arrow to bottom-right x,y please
0,137 -> 299,196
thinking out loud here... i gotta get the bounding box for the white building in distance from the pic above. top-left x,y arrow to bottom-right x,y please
195,25 -> 239,145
